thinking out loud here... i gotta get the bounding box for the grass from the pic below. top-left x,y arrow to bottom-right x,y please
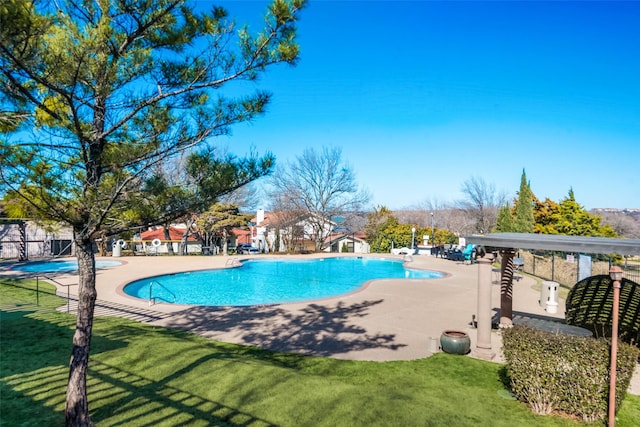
491,264 -> 570,301
528,276 -> 572,301
1,278 -> 639,426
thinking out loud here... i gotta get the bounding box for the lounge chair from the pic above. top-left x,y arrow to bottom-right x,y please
445,245 -> 463,261
462,244 -> 476,264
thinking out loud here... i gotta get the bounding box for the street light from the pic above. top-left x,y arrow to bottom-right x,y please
430,212 -> 435,246
608,265 -> 623,427
411,227 -> 416,251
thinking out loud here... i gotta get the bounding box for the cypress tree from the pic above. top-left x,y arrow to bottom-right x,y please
513,169 -> 535,233
495,203 -> 514,232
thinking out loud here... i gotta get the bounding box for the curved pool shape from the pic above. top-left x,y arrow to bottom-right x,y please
124,257 -> 446,306
15,259 -> 122,273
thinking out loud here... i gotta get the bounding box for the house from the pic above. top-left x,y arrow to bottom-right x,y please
241,209 -> 367,254
228,210 -> 276,253
139,226 -> 201,255
231,228 -> 252,246
243,209 -> 326,253
323,231 -> 370,254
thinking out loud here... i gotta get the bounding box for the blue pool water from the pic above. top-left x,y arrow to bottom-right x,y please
124,257 -> 446,306
15,259 -> 122,273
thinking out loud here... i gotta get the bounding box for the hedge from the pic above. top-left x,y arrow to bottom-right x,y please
502,325 -> 639,422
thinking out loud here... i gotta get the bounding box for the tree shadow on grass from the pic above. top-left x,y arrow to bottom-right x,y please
88,357 -> 279,426
1,309 -> 281,426
0,310 -> 128,425
0,365 -> 68,426
1,311 -> 126,375
155,299 -> 407,358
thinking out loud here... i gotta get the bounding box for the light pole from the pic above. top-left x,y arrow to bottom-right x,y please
430,212 -> 435,246
608,265 -> 623,427
411,227 -> 416,251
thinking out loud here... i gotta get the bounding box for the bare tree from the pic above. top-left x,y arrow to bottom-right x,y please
458,176 -> 506,234
413,197 -> 452,213
595,210 -> 640,239
402,198 -> 482,239
438,208 -> 477,237
394,209 -> 431,228
219,183 -> 262,213
269,147 -> 370,250
266,210 -> 306,253
339,210 -> 368,234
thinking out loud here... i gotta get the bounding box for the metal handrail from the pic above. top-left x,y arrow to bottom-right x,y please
149,280 -> 177,306
37,274 -> 78,313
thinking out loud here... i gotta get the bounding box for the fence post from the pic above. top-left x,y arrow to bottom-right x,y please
36,276 -> 39,306
551,253 -> 555,281
533,255 -> 536,276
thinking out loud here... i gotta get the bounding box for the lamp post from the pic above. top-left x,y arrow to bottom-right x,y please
411,227 -> 416,251
430,212 -> 435,246
608,265 -> 623,427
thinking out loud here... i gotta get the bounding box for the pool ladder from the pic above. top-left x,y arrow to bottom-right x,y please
148,280 -> 177,306
225,257 -> 241,267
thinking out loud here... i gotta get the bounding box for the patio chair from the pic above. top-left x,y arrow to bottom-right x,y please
462,243 -> 475,263
446,245 -> 464,261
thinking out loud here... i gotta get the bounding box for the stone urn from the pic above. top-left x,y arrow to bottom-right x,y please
440,330 -> 471,355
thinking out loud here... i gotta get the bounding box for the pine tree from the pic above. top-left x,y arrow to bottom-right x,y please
495,203 -> 514,232
1,1 -> 306,424
551,189 -> 618,237
513,169 -> 535,233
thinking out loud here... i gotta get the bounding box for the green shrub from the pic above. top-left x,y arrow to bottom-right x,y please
502,325 -> 639,422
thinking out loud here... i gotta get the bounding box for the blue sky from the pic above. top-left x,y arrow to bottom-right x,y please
209,0 -> 640,210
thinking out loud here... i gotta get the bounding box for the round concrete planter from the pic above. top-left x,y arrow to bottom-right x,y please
440,330 -> 471,355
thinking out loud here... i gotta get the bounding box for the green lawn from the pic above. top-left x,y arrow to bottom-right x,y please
1,278 -> 638,426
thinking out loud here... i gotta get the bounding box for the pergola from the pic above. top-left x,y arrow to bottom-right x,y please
466,232 -> 640,425
0,218 -> 27,261
465,232 -> 640,359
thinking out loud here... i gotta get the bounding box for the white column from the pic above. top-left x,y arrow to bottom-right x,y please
473,255 -> 495,360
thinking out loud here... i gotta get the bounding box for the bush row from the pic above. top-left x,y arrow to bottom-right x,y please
502,325 -> 639,422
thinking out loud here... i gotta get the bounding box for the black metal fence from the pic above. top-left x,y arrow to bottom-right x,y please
622,263 -> 640,283
513,251 -> 640,288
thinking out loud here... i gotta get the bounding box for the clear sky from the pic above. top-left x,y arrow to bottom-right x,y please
209,0 -> 640,210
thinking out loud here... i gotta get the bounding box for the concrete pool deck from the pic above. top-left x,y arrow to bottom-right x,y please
3,253 -> 638,394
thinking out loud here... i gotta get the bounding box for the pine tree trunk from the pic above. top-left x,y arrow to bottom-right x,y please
163,224 -> 174,255
65,238 -> 97,426
181,219 -> 194,255
222,229 -> 228,256
181,233 -> 188,255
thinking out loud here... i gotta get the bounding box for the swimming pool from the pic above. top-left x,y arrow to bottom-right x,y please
14,259 -> 123,273
123,257 -> 446,306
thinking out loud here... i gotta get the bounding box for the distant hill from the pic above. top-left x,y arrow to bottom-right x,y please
591,208 -> 640,239
592,208 -> 640,215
